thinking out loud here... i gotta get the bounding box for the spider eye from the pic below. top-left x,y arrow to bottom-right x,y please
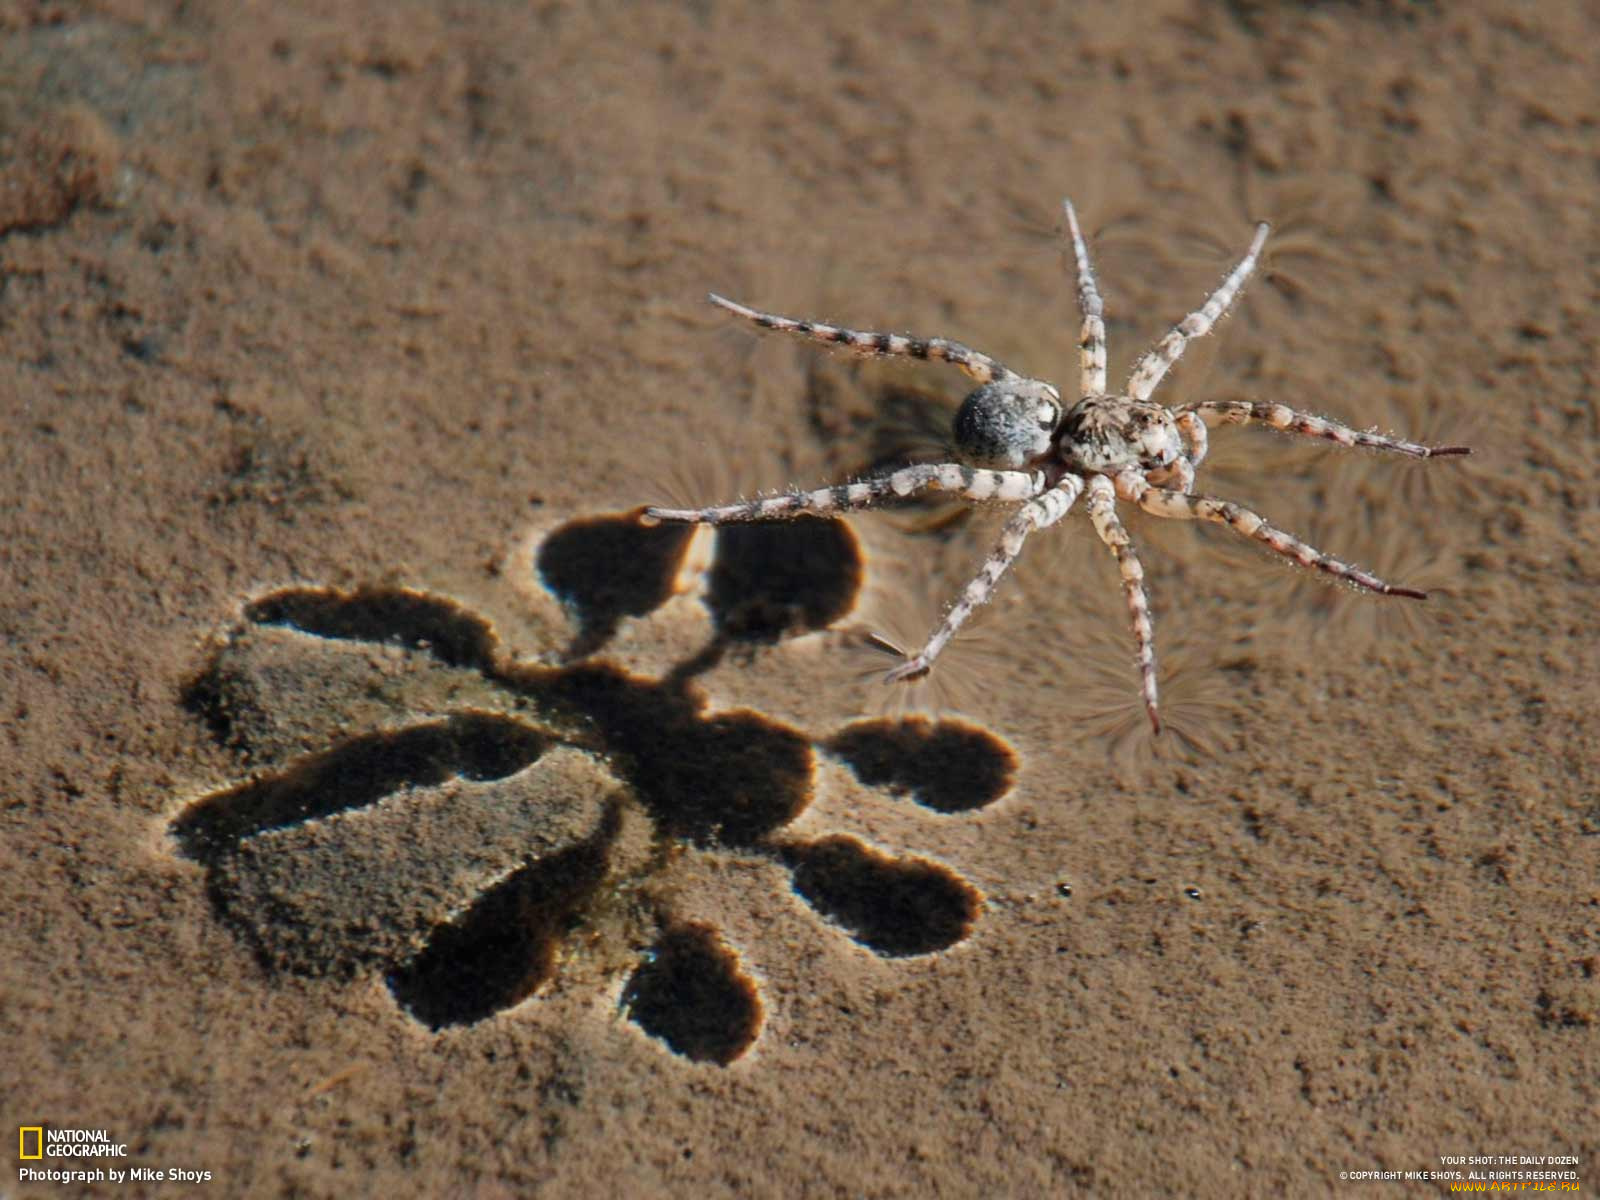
1037,401 -> 1059,428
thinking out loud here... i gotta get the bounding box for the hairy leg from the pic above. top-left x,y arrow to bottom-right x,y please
1062,199 -> 1107,397
1175,409 -> 1209,469
1126,222 -> 1270,403
1124,476 -> 1426,598
885,476 -> 1085,682
1179,399 -> 1471,458
1084,475 -> 1161,732
709,293 -> 1018,387
645,463 -> 1044,525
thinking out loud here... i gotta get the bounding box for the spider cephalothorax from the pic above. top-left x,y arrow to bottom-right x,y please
646,200 -> 1469,731
1057,396 -> 1185,475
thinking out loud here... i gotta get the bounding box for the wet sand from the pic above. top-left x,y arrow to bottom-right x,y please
2,2 -> 1596,1195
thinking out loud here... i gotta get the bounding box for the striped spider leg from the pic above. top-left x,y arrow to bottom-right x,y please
1175,399 -> 1471,464
645,199 -> 1470,731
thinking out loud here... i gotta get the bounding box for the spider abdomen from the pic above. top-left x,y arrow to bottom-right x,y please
951,380 -> 1063,469
1057,395 -> 1183,474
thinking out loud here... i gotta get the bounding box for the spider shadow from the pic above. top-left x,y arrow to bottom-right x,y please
536,507 -> 865,683
172,503 -> 1021,1060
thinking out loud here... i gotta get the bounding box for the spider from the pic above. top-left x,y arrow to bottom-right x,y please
645,200 -> 1469,732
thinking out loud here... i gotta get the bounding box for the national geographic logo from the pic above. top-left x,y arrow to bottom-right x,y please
16,1126 -> 128,1159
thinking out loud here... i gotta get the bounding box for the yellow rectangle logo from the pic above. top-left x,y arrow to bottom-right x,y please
19,1126 -> 43,1159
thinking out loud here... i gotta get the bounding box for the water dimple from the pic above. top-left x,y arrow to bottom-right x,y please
389,828 -> 613,1030
621,923 -> 763,1066
244,585 -> 501,672
705,517 -> 862,642
171,711 -> 549,863
784,835 -> 981,956
826,717 -> 1016,813
536,512 -> 694,655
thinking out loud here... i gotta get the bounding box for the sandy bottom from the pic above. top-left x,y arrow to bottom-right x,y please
2,2 -> 1596,1196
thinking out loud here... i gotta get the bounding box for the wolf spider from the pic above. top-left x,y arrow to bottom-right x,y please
645,200 -> 1468,732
